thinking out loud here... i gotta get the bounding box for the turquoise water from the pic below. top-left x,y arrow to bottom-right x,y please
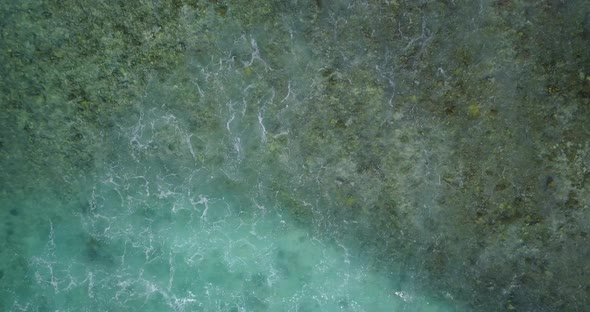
2,100 -> 455,311
2,0 -> 590,311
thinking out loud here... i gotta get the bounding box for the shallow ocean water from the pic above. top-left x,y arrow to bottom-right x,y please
6,107 -> 455,311
2,0 -> 589,311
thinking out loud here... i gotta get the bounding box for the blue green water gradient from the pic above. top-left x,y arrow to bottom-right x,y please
3,0 -> 589,311
5,104 -> 455,311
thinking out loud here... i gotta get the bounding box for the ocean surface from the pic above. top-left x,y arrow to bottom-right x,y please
1,1 -> 589,311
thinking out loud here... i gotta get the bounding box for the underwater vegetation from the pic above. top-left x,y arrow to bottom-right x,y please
0,0 -> 589,311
